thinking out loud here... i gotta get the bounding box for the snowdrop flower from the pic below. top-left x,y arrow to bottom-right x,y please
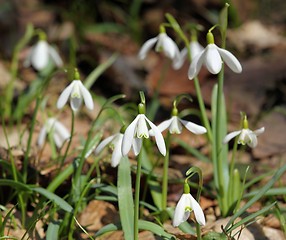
24,32 -> 63,71
122,103 -> 166,156
175,40 -> 204,69
156,107 -> 207,135
188,32 -> 242,80
38,118 -> 70,148
173,183 -> 206,227
57,71 -> 94,111
95,133 -> 124,167
223,116 -> 265,148
138,29 -> 181,69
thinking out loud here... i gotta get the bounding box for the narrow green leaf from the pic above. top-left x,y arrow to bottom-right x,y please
227,202 -> 276,233
118,156 -> 134,239
94,223 -> 119,237
31,187 -> 73,213
138,220 -> 175,239
244,187 -> 286,198
84,53 -> 118,90
46,221 -> 60,240
0,179 -> 32,192
225,164 -> 286,231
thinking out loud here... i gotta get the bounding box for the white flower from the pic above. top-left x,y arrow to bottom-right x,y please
138,32 -> 181,69
95,133 -> 124,167
223,127 -> 265,148
57,80 -> 94,111
188,32 -> 242,79
173,193 -> 206,227
37,118 -> 70,148
121,114 -> 166,156
156,116 -> 207,135
24,40 -> 63,71
175,41 -> 204,69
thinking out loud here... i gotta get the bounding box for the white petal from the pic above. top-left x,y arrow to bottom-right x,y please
48,46 -> 63,67
205,44 -> 222,74
190,41 -> 204,60
54,121 -> 70,143
217,47 -> 242,73
238,129 -> 248,145
138,37 -> 158,60
172,48 -> 185,70
179,119 -> 206,134
95,135 -> 115,154
136,115 -> 149,138
70,97 -> 82,111
254,127 -> 265,136
122,115 -> 140,156
160,34 -> 178,59
57,81 -> 75,109
189,194 -> 206,226
132,138 -> 142,156
37,127 -> 47,147
31,41 -> 49,70
173,194 -> 190,227
144,116 -> 166,156
53,132 -> 64,148
169,116 -> 183,134
155,118 -> 173,134
111,134 -> 123,167
223,130 -> 242,144
78,81 -> 94,110
247,132 -> 258,148
188,50 -> 206,80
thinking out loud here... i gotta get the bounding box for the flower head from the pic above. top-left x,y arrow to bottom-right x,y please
173,186 -> 205,227
157,115 -> 207,135
121,103 -> 166,156
223,127 -> 265,148
223,116 -> 265,148
37,118 -> 70,148
138,32 -> 181,69
57,79 -> 94,111
188,32 -> 242,80
95,133 -> 124,167
24,38 -> 63,71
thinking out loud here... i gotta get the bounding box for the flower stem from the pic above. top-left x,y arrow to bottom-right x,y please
194,77 -> 213,142
134,141 -> 144,240
162,132 -> 171,212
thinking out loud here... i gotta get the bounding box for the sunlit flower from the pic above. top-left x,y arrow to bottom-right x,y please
223,127 -> 265,148
157,116 -> 207,135
174,40 -> 204,69
173,192 -> 206,227
37,118 -> 70,148
24,40 -> 63,71
188,32 -> 242,80
138,32 -> 181,69
95,133 -> 124,167
122,112 -> 166,156
57,80 -> 94,111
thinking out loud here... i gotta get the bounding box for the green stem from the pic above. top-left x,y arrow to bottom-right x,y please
215,66 -> 228,216
23,96 -> 41,183
59,110 -> 75,170
134,141 -> 144,240
196,223 -> 202,240
162,133 -> 170,211
193,77 -> 213,142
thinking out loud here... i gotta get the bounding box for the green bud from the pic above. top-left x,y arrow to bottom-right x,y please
74,68 -> 80,80
183,182 -> 190,194
206,32 -> 214,44
138,103 -> 146,114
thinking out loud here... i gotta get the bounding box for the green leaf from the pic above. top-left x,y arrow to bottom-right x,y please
138,220 -> 175,239
95,223 -> 119,237
84,53 -> 118,90
227,202 -> 276,233
31,187 -> 73,213
0,179 -> 32,192
225,164 -> 286,231
46,221 -> 60,240
118,156 -> 134,239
